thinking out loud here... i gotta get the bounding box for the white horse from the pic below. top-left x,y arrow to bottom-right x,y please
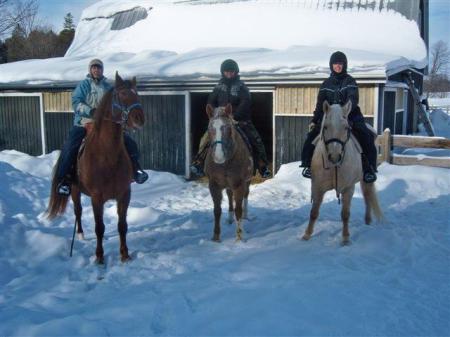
303,101 -> 383,245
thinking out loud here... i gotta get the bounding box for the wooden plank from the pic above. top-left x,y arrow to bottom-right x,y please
392,155 -> 450,168
392,135 -> 450,149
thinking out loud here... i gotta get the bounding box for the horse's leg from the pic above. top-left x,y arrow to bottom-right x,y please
91,195 -> 105,264
233,185 -> 245,242
209,182 -> 222,242
303,189 -> 325,240
341,185 -> 355,245
71,185 -> 84,240
242,181 -> 250,220
226,188 -> 234,224
117,189 -> 131,262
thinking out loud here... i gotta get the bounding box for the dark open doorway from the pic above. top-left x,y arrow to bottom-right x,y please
190,91 -> 273,165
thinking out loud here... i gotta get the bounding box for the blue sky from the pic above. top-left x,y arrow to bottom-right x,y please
39,0 -> 450,49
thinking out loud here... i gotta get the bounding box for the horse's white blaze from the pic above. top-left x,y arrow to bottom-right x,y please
212,119 -> 226,164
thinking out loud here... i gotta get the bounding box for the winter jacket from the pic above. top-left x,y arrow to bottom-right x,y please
208,76 -> 251,121
312,72 -> 364,125
72,74 -> 112,126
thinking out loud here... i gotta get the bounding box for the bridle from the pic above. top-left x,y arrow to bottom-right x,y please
108,88 -> 143,127
321,125 -> 351,167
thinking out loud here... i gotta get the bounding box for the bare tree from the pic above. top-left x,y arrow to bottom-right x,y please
429,40 -> 450,76
0,0 -> 39,38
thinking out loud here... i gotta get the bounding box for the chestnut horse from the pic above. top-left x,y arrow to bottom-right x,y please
303,101 -> 383,245
204,104 -> 254,242
47,73 -> 145,263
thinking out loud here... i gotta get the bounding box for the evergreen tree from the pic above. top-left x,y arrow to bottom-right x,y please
5,24 -> 28,61
63,13 -> 75,31
0,39 -> 7,63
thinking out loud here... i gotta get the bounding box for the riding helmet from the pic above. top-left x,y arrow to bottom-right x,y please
329,51 -> 347,73
220,59 -> 239,75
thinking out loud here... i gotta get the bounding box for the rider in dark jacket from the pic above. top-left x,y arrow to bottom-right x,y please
190,59 -> 271,178
56,59 -> 148,196
300,51 -> 378,183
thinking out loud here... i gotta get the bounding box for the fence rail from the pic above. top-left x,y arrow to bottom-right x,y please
376,128 -> 450,169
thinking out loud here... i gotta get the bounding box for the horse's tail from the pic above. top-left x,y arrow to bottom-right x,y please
46,154 -> 70,220
361,181 -> 384,223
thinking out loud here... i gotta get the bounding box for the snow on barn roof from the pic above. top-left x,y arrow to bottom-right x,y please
0,0 -> 427,85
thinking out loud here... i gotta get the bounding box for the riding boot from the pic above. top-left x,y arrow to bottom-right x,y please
300,126 -> 320,178
361,153 -> 377,183
57,176 -> 72,196
190,132 -> 209,178
131,159 -> 148,184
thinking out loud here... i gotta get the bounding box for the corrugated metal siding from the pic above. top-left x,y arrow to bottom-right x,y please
0,96 -> 42,155
137,94 -> 186,174
275,85 -> 375,116
275,116 -> 310,171
111,6 -> 148,30
44,112 -> 73,152
43,92 -> 72,112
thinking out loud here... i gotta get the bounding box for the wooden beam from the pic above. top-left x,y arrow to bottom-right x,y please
392,155 -> 450,168
392,135 -> 450,149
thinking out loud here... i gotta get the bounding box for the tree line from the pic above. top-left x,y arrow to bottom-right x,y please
0,0 -> 75,63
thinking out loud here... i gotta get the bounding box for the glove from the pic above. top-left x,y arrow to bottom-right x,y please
308,122 -> 316,132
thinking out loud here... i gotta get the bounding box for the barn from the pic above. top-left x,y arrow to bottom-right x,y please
0,0 -> 429,177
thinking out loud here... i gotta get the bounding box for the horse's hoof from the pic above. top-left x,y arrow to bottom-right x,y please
121,255 -> 131,263
77,233 -> 85,240
341,237 -> 351,246
302,234 -> 311,241
96,257 -> 105,265
211,237 -> 221,243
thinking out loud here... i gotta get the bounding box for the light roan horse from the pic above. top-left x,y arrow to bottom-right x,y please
46,72 -> 145,263
302,101 -> 383,245
204,104 -> 254,242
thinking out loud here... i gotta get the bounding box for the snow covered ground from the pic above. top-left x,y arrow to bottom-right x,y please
0,149 -> 449,336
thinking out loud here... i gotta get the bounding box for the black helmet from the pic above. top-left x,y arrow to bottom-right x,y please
329,51 -> 347,73
220,59 -> 239,74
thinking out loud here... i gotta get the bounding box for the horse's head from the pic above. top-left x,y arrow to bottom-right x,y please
111,72 -> 145,129
321,100 -> 352,165
206,103 -> 235,164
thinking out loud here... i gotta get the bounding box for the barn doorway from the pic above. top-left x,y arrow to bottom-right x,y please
189,91 -> 273,171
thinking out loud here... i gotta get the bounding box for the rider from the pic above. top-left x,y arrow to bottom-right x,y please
56,58 -> 148,196
300,51 -> 378,183
190,59 -> 271,179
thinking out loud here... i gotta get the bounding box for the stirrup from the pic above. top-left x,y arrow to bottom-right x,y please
134,170 -> 148,184
259,167 -> 271,179
363,171 -> 377,183
57,182 -> 71,196
302,167 -> 312,179
190,163 -> 205,177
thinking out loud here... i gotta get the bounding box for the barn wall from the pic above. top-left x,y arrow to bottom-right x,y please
0,94 -> 44,155
138,93 -> 187,175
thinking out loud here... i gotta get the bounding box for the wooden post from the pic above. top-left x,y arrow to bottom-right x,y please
383,128 -> 392,163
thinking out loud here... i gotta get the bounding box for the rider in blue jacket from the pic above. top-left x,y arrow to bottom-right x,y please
56,59 -> 148,195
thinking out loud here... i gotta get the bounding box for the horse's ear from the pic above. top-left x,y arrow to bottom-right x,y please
225,103 -> 232,116
323,100 -> 330,114
115,71 -> 124,87
343,100 -> 352,118
131,76 -> 137,88
206,104 -> 214,119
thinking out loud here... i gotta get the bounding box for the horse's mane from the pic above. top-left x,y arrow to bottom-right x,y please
93,88 -> 114,128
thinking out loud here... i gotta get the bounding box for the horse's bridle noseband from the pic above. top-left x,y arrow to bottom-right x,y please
110,89 -> 142,126
322,126 -> 351,166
